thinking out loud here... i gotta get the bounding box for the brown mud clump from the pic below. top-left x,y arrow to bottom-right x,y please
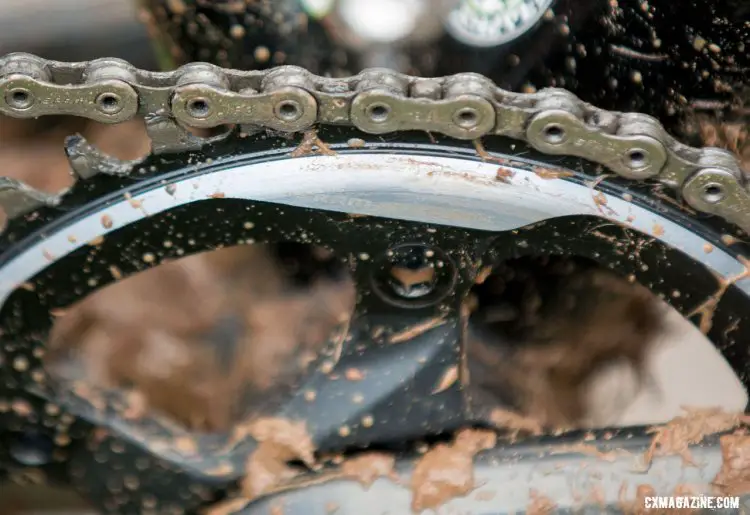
488,407 -> 543,441
241,417 -> 316,499
410,428 -> 497,512
340,452 -> 397,488
466,256 -> 664,428
527,489 -> 557,515
45,244 -> 356,432
712,431 -> 750,495
644,406 -> 750,466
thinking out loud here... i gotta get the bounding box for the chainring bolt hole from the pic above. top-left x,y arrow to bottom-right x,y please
6,87 -> 33,110
372,243 -> 456,308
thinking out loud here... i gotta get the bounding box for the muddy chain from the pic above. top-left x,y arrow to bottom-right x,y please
0,52 -> 748,232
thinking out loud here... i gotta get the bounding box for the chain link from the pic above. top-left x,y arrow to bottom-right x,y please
0,52 -> 749,233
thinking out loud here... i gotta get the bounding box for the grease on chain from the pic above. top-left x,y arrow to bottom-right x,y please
0,52 -> 749,232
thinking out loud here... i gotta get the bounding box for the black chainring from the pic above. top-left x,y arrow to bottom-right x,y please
1,127 -> 749,513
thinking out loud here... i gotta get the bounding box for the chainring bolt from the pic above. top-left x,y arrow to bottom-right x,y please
371,243 -> 457,308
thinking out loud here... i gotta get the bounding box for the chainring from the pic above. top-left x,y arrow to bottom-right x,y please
0,123 -> 748,513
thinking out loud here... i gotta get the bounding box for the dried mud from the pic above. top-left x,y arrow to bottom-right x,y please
410,428 -> 496,512
644,406 -> 750,466
713,431 -> 750,495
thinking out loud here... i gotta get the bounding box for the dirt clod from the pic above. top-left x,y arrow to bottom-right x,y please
527,489 -> 556,515
290,130 -> 336,158
344,368 -> 364,381
533,167 -> 574,180
712,431 -> 750,495
488,408 -> 544,440
688,255 -> 750,334
340,452 -> 396,488
496,167 -> 515,183
432,365 -> 459,394
240,418 -> 315,499
644,406 -> 750,466
410,428 -> 496,512
387,316 -> 448,344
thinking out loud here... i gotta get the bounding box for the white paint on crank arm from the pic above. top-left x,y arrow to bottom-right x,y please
0,153 -> 747,306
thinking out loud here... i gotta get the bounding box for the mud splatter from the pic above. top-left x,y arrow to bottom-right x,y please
550,442 -> 629,462
387,316 -> 448,344
713,431 -> 750,495
344,368 -> 364,381
489,408 -> 544,440
240,418 -> 315,499
496,167 -> 515,183
533,167 -> 575,180
474,265 -> 493,285
290,130 -> 336,158
390,265 -> 435,288
688,255 -> 750,334
432,365 -> 459,394
236,417 -> 315,467
527,489 -> 556,514
410,428 -> 496,512
644,407 -> 750,466
340,452 -> 397,488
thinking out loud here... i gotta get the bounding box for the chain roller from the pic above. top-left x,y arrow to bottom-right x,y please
0,52 -> 749,232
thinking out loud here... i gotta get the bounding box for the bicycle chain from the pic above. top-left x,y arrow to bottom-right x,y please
0,52 -> 748,232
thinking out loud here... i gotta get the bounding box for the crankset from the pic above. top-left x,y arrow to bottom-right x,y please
0,0 -> 749,512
